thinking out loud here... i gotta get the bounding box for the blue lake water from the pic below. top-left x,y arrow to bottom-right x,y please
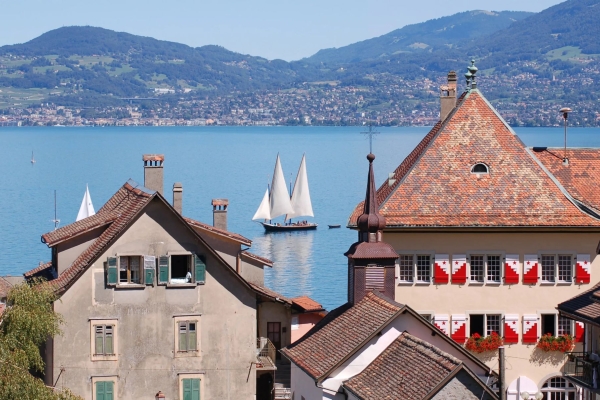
2,126 -> 600,310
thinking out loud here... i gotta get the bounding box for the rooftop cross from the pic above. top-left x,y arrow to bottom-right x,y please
361,124 -> 379,154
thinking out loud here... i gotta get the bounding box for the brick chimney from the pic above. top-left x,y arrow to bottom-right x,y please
212,199 -> 228,231
440,71 -> 457,122
173,182 -> 183,214
143,154 -> 164,195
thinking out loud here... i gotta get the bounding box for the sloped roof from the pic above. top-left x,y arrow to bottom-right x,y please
342,333 -> 462,400
348,89 -> 600,228
557,282 -> 600,326
240,250 -> 273,267
281,291 -> 404,380
249,282 -> 292,305
291,295 -> 324,312
24,261 -> 53,279
533,148 -> 600,213
184,217 -> 251,246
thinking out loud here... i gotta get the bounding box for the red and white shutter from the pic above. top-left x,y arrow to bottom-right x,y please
434,314 -> 449,336
575,254 -> 591,284
575,321 -> 585,343
434,254 -> 450,284
523,314 -> 538,343
451,254 -> 467,285
451,314 -> 467,343
504,314 -> 519,343
523,255 -> 539,285
504,255 -> 519,285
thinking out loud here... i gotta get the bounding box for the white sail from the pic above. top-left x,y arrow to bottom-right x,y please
252,188 -> 271,221
269,154 -> 294,219
286,154 -> 314,220
76,185 -> 95,221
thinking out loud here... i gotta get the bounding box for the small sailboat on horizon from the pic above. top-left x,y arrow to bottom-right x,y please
76,184 -> 95,221
252,154 -> 317,232
31,151 -> 35,164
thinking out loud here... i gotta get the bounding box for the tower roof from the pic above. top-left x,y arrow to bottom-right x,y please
357,153 -> 386,233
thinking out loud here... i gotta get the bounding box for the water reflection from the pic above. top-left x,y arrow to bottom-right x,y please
252,230 -> 315,299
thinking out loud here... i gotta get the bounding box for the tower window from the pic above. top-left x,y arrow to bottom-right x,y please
471,163 -> 489,174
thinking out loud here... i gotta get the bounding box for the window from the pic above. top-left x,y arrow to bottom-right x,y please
558,255 -> 573,283
471,163 -> 489,174
558,316 -> 573,336
119,256 -> 141,284
541,254 -> 574,283
171,255 -> 193,283
540,377 -> 576,400
90,319 -> 118,361
159,254 -> 206,285
541,314 -> 556,336
469,254 -> 501,283
178,321 -> 198,352
469,314 -> 502,337
180,377 -> 201,400
416,255 -> 431,283
95,381 -> 114,400
398,255 -> 414,283
541,255 -> 555,282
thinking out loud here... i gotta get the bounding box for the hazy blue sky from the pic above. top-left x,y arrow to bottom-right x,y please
1,0 -> 563,60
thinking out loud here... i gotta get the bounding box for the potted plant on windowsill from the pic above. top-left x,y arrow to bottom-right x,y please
465,332 -> 504,353
536,334 -> 574,353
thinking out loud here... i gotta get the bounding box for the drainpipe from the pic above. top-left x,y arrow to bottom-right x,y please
499,346 -> 506,400
236,247 -> 250,275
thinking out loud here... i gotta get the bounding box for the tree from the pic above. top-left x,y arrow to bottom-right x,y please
0,279 -> 82,400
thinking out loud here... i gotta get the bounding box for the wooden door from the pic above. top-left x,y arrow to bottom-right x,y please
267,322 -> 281,359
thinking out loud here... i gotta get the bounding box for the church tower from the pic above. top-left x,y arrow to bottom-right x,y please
345,153 -> 399,304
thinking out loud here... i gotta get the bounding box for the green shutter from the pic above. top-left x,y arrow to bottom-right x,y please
107,257 -> 118,285
194,255 -> 206,283
95,325 -> 104,354
105,326 -> 114,354
188,322 -> 197,351
191,378 -> 200,400
96,381 -> 111,400
105,381 -> 114,400
179,322 -> 188,352
183,378 -> 192,400
158,256 -> 169,284
145,268 -> 155,285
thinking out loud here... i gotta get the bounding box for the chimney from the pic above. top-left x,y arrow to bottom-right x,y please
440,71 -> 457,122
172,182 -> 183,214
143,154 -> 164,195
212,199 -> 228,231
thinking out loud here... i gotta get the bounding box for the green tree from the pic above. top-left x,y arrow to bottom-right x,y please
0,279 -> 82,400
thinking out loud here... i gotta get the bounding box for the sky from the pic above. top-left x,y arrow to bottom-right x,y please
1,0 -> 564,61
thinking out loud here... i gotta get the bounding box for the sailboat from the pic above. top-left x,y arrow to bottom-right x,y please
76,184 -> 96,221
252,154 -> 317,232
31,151 -> 35,164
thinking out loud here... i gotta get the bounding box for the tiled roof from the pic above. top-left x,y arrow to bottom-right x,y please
281,291 -> 403,380
345,241 -> 399,259
184,217 -> 251,246
343,333 -> 461,400
348,90 -> 600,228
241,251 -> 273,267
291,296 -> 324,312
557,282 -> 600,326
249,282 -> 292,305
533,148 -> 600,213
24,261 -> 52,278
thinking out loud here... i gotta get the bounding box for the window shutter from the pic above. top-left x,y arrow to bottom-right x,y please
158,256 -> 169,284
433,314 -> 449,336
183,378 -> 192,400
105,381 -> 114,400
95,325 -> 104,355
504,255 -> 519,284
188,322 -> 197,351
575,321 -> 585,343
504,314 -> 519,343
107,257 -> 118,285
434,254 -> 449,284
576,254 -> 591,284
179,322 -> 188,352
451,314 -> 467,343
523,255 -> 539,284
523,314 -> 538,343
96,382 -> 105,400
105,325 -> 114,354
451,255 -> 467,284
192,378 -> 200,400
194,254 -> 206,284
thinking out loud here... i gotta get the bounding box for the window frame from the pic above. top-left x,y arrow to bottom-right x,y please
92,376 -> 118,400
540,376 -> 576,398
467,312 -> 504,337
118,255 -> 142,285
395,252 -> 433,285
169,252 -> 194,284
539,312 -> 574,337
178,373 -> 204,400
467,253 -> 504,285
539,252 -> 575,285
174,315 -> 201,358
90,319 -> 118,361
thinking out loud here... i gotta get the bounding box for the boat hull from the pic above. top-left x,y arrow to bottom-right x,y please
261,222 -> 317,232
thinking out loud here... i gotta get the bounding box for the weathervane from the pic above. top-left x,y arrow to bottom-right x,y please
361,124 -> 379,154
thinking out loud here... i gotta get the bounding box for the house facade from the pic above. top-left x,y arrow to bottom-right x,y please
348,65 -> 600,398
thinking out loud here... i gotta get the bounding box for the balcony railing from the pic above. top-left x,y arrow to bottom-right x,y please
256,337 -> 277,370
564,352 -> 599,390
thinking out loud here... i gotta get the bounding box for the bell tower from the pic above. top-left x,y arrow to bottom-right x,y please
345,153 -> 399,304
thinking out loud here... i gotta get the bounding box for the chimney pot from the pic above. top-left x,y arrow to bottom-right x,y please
212,199 -> 228,231
440,71 -> 457,122
173,182 -> 183,214
143,154 -> 164,194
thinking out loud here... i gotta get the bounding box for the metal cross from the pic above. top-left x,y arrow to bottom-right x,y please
361,124 -> 379,154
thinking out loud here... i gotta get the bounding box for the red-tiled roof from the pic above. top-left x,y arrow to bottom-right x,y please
343,333 -> 462,400
281,291 -> 404,380
249,282 -> 292,305
533,148 -> 600,213
241,251 -> 273,267
291,296 -> 324,312
24,261 -> 53,278
184,217 -> 251,246
348,90 -> 600,228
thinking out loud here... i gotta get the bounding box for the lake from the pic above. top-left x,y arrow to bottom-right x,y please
2,126 -> 600,310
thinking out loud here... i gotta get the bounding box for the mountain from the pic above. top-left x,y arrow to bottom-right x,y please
306,10 -> 533,65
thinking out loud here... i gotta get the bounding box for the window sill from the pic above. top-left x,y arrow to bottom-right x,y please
468,282 -> 485,286
414,281 -> 431,286
485,281 -> 502,286
556,281 -> 573,286
91,355 -> 118,362
540,281 -> 556,286
115,284 -> 145,290
397,281 -> 414,286
166,283 -> 197,288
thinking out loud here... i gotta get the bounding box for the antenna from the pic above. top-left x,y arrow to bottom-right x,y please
560,107 -> 572,166
51,190 -> 60,230
361,124 -> 379,154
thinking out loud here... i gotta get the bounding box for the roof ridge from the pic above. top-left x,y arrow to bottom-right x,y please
399,333 -> 461,369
